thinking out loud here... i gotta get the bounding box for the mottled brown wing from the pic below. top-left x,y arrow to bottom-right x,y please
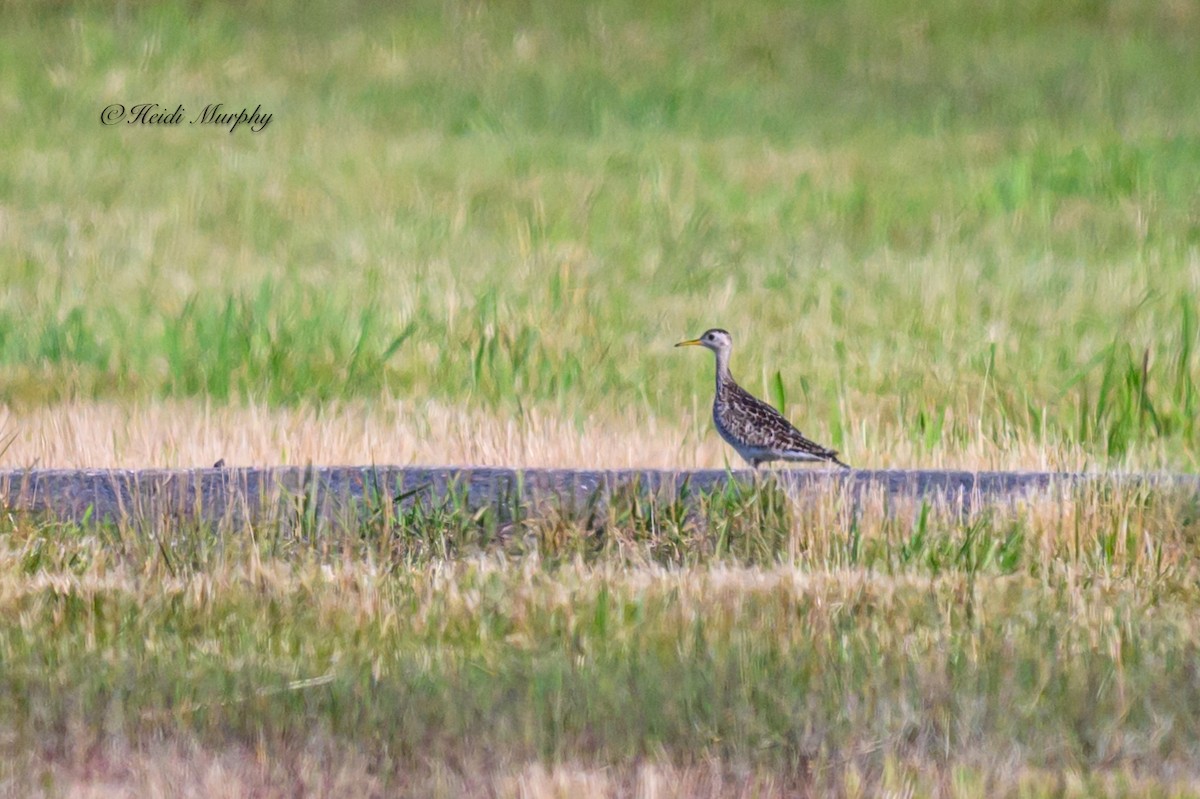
727,383 -> 848,466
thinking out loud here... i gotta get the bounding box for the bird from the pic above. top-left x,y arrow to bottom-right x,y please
675,328 -> 850,469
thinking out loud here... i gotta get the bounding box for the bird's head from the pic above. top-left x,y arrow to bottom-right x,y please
675,328 -> 733,355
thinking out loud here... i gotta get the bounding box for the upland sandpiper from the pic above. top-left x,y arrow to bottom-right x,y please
676,328 -> 850,469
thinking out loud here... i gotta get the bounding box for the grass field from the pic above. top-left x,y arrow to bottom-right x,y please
2,0 -> 1200,794
4,480 -> 1200,796
2,0 -> 1198,469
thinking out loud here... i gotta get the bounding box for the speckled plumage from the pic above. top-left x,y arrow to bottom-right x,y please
676,328 -> 850,470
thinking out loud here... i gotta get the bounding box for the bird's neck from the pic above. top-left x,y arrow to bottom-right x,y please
713,349 -> 734,389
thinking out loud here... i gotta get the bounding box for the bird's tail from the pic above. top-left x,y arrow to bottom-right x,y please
829,451 -> 852,470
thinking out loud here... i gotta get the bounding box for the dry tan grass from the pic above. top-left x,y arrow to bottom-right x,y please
0,399 -> 716,470
13,744 -> 1200,798
5,742 -> 384,799
0,400 -> 1138,472
0,746 -> 807,799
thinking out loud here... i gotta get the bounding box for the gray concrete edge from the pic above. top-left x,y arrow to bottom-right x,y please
1,466 -> 1196,530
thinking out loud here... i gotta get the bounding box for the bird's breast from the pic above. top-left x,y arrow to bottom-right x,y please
713,400 -> 749,445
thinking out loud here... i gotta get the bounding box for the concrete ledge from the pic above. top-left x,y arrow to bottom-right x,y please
1,467 -> 1196,530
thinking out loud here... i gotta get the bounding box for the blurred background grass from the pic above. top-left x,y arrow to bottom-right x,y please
1,0 -> 1198,465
